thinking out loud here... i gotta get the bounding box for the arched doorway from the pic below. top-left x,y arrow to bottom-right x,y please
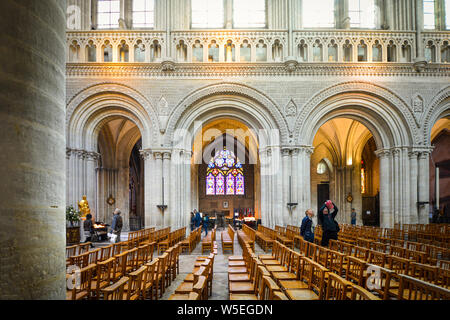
166,83 -> 287,229
429,117 -> 450,223
66,85 -> 156,232
311,118 -> 380,226
96,117 -> 143,231
195,127 -> 258,226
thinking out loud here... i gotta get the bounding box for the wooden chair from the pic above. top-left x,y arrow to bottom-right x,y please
102,277 -> 129,300
99,244 -> 113,262
91,257 -> 115,299
367,250 -> 387,267
284,257 -> 328,300
328,249 -> 347,277
325,272 -> 352,300
350,283 -> 381,300
124,265 -> 147,300
66,264 -> 96,300
409,262 -> 439,285
142,259 -> 158,300
154,253 -> 168,299
229,265 -> 270,300
396,274 -> 450,300
271,251 -> 301,282
345,256 -> 367,286
169,291 -> 201,300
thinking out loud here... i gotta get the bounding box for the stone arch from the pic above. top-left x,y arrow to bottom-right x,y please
164,82 -> 289,147
66,82 -> 160,148
423,85 -> 450,144
295,81 -> 416,148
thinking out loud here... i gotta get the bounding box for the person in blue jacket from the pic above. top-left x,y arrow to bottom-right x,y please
300,209 -> 315,243
194,210 -> 201,228
318,200 -> 339,247
202,213 -> 209,236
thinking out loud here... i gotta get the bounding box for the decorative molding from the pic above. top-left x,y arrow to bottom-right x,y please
66,62 -> 450,78
285,99 -> 298,118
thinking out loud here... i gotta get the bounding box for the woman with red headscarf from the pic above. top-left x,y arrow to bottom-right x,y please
318,200 -> 339,247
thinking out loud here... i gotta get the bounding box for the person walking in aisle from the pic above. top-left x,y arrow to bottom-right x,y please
318,200 -> 339,247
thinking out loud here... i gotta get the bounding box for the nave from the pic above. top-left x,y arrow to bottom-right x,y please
65,223 -> 450,300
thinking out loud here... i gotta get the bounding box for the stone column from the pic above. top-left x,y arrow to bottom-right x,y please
295,146 -> 314,225
409,151 -> 420,224
162,152 -> 171,227
281,148 -> 291,226
260,149 -> 271,227
141,149 -> 162,228
375,149 -> 392,228
418,150 -> 431,224
0,0 -> 66,299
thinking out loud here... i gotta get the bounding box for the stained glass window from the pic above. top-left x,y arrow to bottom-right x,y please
206,148 -> 244,196
216,174 -> 225,195
236,173 -> 245,195
206,173 -> 215,195
226,173 -> 235,195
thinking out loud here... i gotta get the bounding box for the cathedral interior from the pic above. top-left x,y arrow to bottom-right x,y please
0,0 -> 449,301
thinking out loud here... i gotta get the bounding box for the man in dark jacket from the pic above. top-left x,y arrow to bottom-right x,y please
318,200 -> 339,247
300,209 -> 315,243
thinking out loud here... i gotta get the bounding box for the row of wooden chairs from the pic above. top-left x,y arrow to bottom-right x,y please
237,225 -> 255,251
67,236 -> 183,300
180,227 -> 202,253
255,225 -> 275,252
256,225 -> 450,300
127,227 -> 156,247
170,245 -> 217,300
157,227 -> 187,254
228,235 -> 289,300
222,225 -> 235,254
201,227 -> 217,254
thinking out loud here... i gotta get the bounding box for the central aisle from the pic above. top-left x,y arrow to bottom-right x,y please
161,228 -> 265,300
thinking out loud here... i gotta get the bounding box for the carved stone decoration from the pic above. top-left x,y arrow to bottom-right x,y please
412,94 -> 424,114
158,97 -> 169,116
161,59 -> 176,72
284,57 -> 299,72
413,60 -> 428,73
285,99 -> 298,117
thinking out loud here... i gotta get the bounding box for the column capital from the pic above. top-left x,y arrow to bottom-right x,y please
163,152 -> 172,160
139,149 -> 152,160
374,148 -> 391,158
281,148 -> 291,157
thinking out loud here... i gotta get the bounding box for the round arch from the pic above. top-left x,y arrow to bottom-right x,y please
66,83 -> 159,149
165,82 -> 289,147
294,81 -> 417,148
423,85 -> 450,144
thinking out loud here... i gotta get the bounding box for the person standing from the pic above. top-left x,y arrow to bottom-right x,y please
300,209 -> 315,243
110,208 -> 123,243
190,212 -> 195,232
202,213 -> 209,236
351,208 -> 357,225
318,200 -> 339,247
83,214 -> 95,248
194,210 -> 201,229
